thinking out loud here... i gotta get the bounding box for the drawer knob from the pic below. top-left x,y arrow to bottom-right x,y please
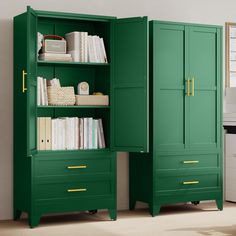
67,165 -> 87,169
183,160 -> 199,164
183,181 -> 199,185
67,188 -> 87,192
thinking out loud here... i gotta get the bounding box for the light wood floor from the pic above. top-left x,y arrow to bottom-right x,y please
1,202 -> 236,236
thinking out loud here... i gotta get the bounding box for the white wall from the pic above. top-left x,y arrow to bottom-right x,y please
0,0 -> 236,220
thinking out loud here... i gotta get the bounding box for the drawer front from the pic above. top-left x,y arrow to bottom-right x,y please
156,173 -> 219,192
35,179 -> 112,200
35,153 -> 114,177
156,154 -> 219,170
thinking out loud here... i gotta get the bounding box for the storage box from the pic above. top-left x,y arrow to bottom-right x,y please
48,86 -> 75,106
75,95 -> 109,106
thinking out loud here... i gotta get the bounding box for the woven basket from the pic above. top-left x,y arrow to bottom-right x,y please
47,86 -> 76,105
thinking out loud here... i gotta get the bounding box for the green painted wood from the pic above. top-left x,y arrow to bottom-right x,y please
129,20 -> 223,216
154,23 -> 186,151
111,17 -> 149,152
27,7 -> 37,155
13,11 -> 32,224
188,26 -> 219,150
14,6 -> 118,227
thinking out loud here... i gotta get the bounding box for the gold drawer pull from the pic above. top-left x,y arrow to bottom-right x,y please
67,165 -> 87,169
183,181 -> 199,185
183,160 -> 199,164
67,188 -> 87,192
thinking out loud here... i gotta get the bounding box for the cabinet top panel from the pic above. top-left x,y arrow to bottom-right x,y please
25,6 -> 116,22
150,20 -> 222,29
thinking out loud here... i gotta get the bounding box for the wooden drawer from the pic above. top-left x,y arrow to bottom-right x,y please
35,178 -> 112,200
156,154 -> 219,170
35,152 -> 114,177
156,172 -> 219,192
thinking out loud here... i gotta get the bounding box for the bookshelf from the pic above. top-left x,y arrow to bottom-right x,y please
14,6 -> 149,227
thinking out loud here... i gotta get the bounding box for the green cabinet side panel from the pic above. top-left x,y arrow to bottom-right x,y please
154,23 -> 186,151
27,7 -> 37,155
111,17 -> 149,152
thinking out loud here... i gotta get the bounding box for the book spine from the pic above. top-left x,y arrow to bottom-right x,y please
100,38 -> 108,63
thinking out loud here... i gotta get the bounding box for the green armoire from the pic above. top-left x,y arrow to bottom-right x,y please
13,7 -> 149,227
130,21 -> 223,215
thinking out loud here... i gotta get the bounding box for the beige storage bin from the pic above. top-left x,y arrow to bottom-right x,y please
48,86 -> 76,106
75,95 -> 109,106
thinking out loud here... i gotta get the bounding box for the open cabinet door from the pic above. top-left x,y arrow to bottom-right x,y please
111,17 -> 149,152
26,6 -> 37,156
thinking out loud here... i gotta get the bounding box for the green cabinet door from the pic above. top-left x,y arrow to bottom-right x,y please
187,26 -> 221,150
26,6 -> 37,155
153,23 -> 186,151
111,17 -> 149,152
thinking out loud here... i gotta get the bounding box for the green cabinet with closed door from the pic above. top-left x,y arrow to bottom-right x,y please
13,6 -> 149,227
130,21 -> 223,216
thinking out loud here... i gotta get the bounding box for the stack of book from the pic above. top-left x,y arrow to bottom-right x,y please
65,31 -> 108,63
37,77 -> 61,106
39,53 -> 72,62
37,117 -> 106,150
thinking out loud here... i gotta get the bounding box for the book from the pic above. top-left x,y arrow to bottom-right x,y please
45,117 -> 51,150
100,38 -> 108,63
88,117 -> 93,149
79,118 -> 84,149
38,117 -> 46,150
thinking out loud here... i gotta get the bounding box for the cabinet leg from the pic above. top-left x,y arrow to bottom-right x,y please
149,204 -> 161,217
108,209 -> 117,221
216,199 -> 223,211
129,199 -> 136,210
28,214 -> 41,228
13,210 -> 22,221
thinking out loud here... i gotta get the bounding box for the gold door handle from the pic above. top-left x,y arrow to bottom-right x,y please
67,165 -> 87,169
183,160 -> 199,164
186,79 -> 190,96
67,188 -> 87,192
192,77 -> 195,96
22,70 -> 27,93
183,181 -> 199,185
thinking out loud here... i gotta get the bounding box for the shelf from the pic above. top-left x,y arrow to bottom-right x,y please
37,105 -> 110,109
37,61 -> 109,66
36,148 -> 110,155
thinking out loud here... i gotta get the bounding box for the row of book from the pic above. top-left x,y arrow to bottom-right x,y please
65,32 -> 108,63
37,117 -> 106,150
37,77 -> 61,106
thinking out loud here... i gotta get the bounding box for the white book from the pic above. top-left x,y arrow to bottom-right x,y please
75,117 -> 79,149
39,77 -> 45,105
61,119 -> 66,150
37,77 -> 41,106
83,32 -> 88,62
88,36 -> 95,62
93,119 -> 98,149
80,32 -> 85,62
80,118 -> 84,149
65,118 -> 70,150
97,120 -> 102,149
45,117 -> 51,150
100,38 -> 108,63
51,119 -> 56,150
83,118 -> 88,149
43,78 -> 48,106
94,36 -> 103,62
99,119 -> 106,148
88,118 -> 93,149
92,36 -> 99,62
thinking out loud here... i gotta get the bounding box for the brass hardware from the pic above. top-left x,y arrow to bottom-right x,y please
67,188 -> 87,192
192,77 -> 195,96
67,165 -> 87,169
186,79 -> 190,96
183,181 -> 199,185
22,70 -> 27,93
183,160 -> 199,164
